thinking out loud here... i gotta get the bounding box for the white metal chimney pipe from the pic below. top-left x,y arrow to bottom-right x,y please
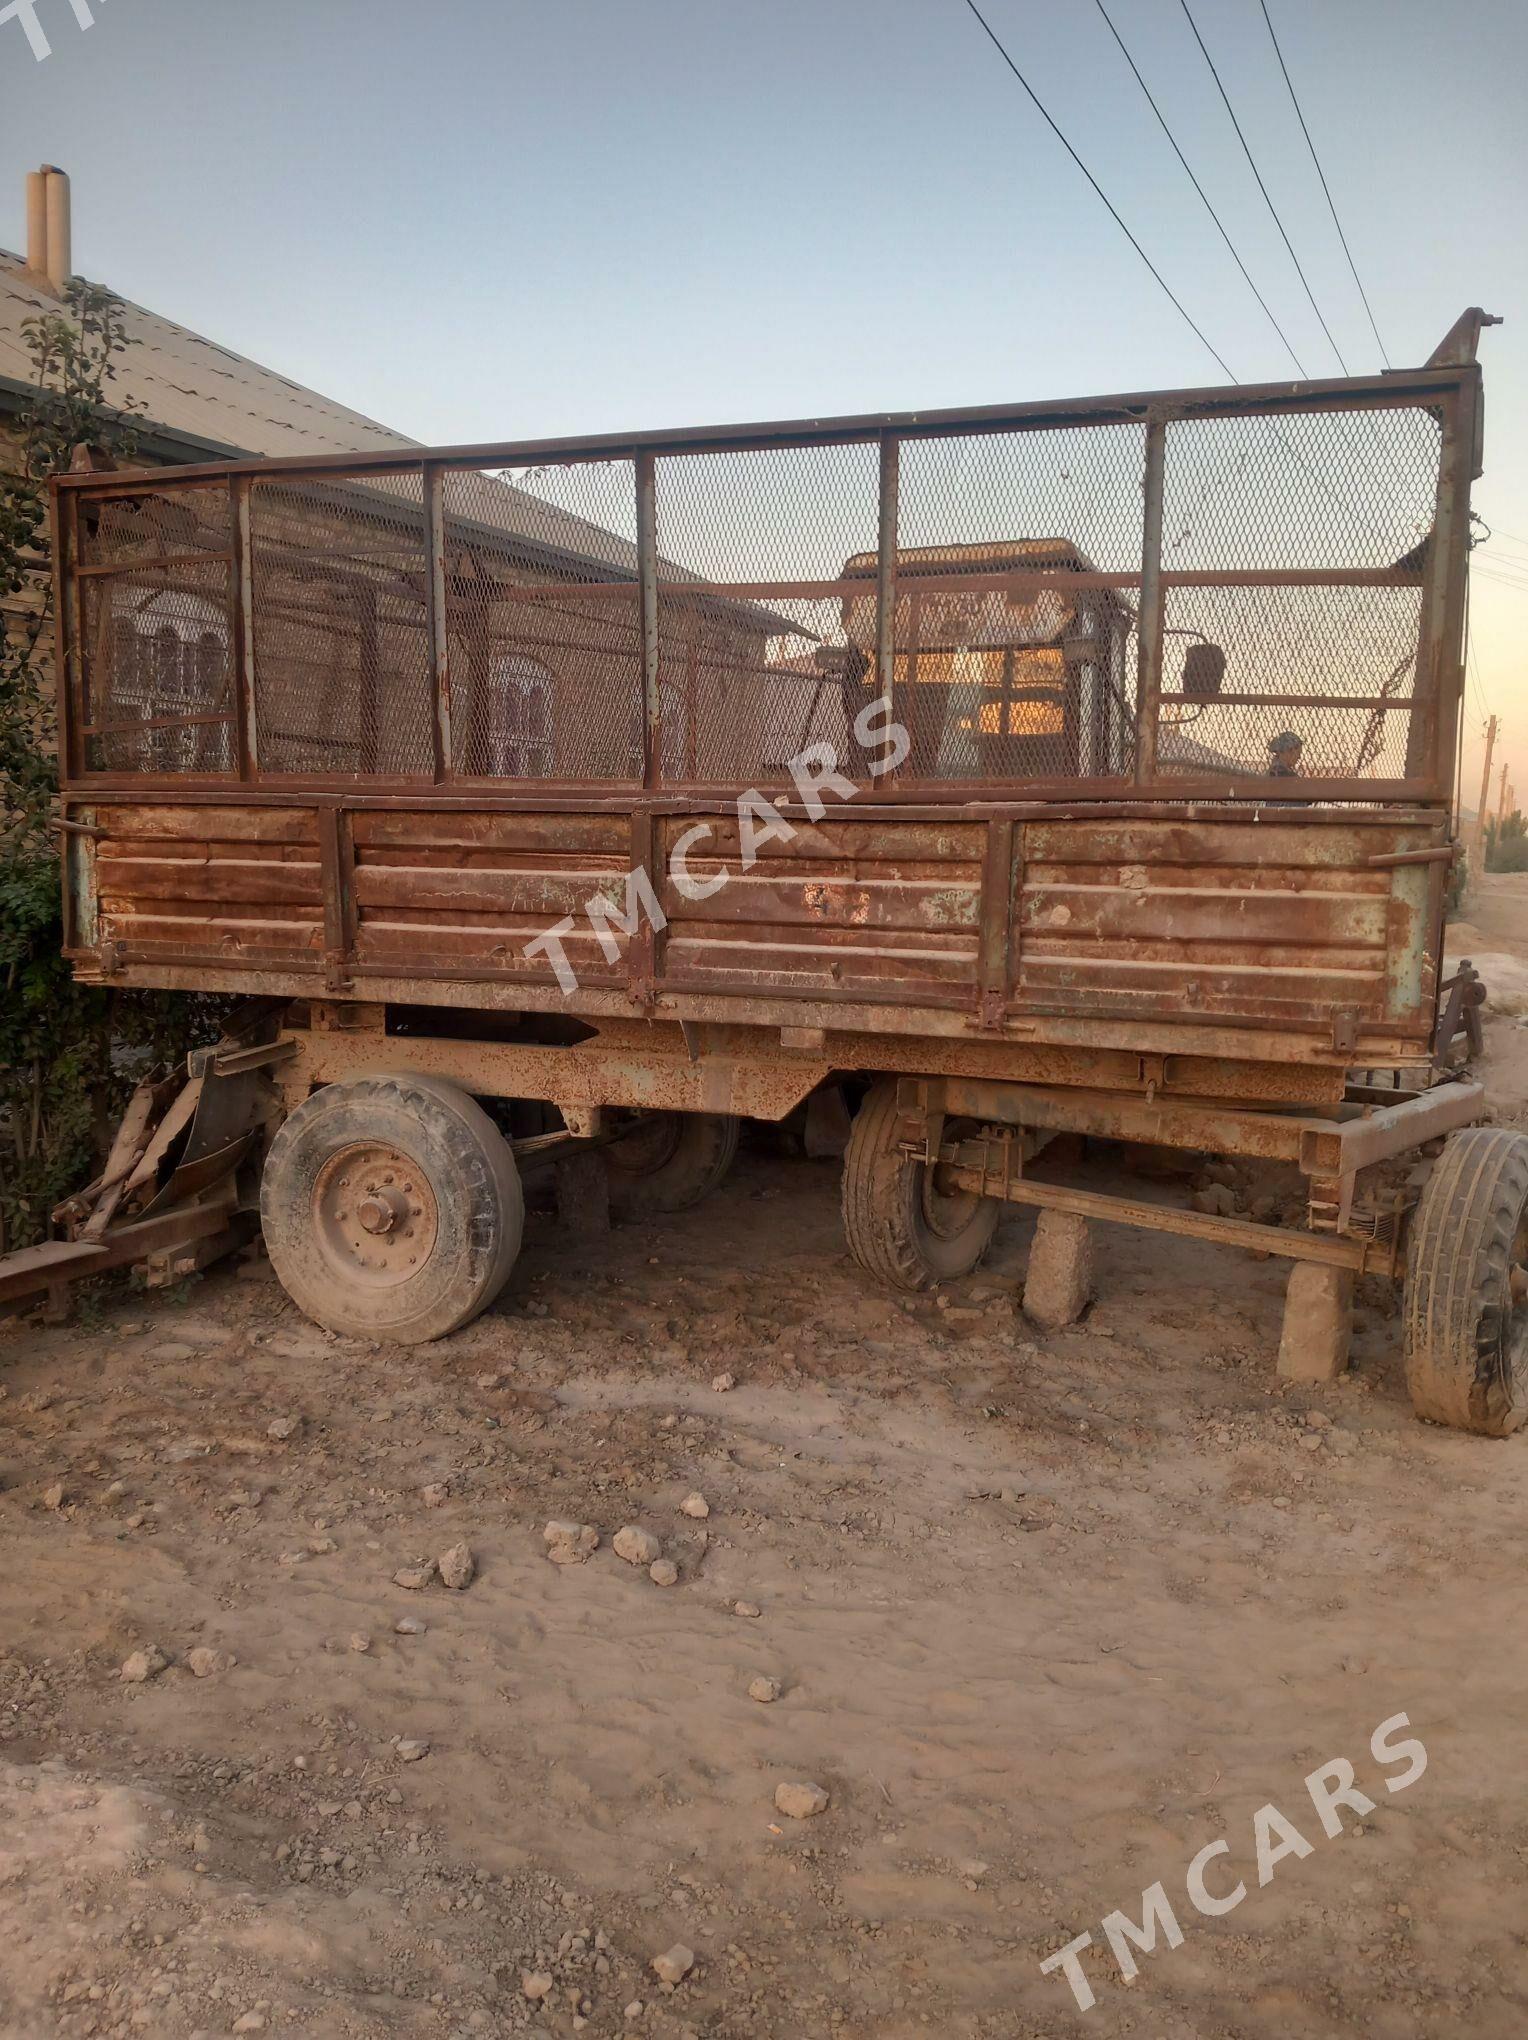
43,166 -> 71,292
25,168 -> 48,276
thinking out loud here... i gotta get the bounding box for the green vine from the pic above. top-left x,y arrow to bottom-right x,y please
0,282 -> 222,1256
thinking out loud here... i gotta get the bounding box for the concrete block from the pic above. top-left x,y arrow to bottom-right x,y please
1277,1263 -> 1352,1382
1023,1210 -> 1094,1329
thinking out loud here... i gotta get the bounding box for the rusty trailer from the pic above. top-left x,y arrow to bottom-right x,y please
18,309 -> 1527,1434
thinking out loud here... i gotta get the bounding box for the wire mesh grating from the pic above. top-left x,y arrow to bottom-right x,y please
61,379 -> 1465,798
250,471 -> 433,777
443,463 -> 643,781
76,482 -> 236,775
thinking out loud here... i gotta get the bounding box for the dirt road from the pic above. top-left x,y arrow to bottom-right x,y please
3,1020 -> 1528,2036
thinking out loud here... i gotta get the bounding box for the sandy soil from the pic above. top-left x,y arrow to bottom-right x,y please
4,987 -> 1528,2034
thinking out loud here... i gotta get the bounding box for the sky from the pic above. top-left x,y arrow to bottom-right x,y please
3,0 -> 1526,805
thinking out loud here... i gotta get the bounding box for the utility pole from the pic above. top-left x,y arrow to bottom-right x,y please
1498,761 -> 1510,824
1472,714 -> 1497,862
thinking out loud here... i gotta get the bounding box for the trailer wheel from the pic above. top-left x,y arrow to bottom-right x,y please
603,1111 -> 740,1217
841,1081 -> 998,1291
1403,1126 -> 1528,1435
261,1073 -> 523,1343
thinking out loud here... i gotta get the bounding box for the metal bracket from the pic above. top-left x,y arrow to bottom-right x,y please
207,1037 -> 299,1078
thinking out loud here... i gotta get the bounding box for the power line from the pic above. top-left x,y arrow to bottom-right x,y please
1177,0 -> 1350,374
957,0 -> 1238,381
1092,0 -> 1309,377
1472,565 -> 1528,598
1257,0 -> 1390,369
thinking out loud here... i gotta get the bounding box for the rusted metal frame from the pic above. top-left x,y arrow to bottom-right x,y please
52,481 -> 84,784
56,366 -> 1472,494
1367,845 -> 1454,869
1296,1078 -> 1483,1175
1404,385 -> 1463,790
636,451 -> 661,792
316,806 -> 356,992
486,565 -> 1418,604
627,808 -> 659,1007
57,779 -> 1452,818
910,1073 -> 1319,1160
73,550 -> 234,578
929,1155 -> 1376,1270
1160,692 -> 1414,711
230,473 -> 258,777
874,433 -> 899,780
1424,380 -> 1476,799
1133,411 -> 1169,784
974,817 -> 1015,1031
279,1023 -> 829,1124
423,461 -> 450,781
901,1071 -> 1482,1172
82,709 -> 236,740
79,951 -> 1425,1072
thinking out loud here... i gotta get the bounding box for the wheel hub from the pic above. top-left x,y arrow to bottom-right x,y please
313,1142 -> 438,1290
923,1119 -> 988,1239
357,1187 -> 406,1235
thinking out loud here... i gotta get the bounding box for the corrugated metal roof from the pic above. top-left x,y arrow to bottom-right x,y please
0,250 -> 417,459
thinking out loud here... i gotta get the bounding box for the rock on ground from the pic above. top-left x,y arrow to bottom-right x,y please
119,1645 -> 168,1684
774,1780 -> 830,1819
543,1520 -> 599,1564
613,1524 -> 661,1566
650,1944 -> 695,1985
438,1541 -> 476,1590
185,1646 -> 235,1678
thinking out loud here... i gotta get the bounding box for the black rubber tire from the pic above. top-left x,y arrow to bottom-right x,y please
1403,1126 -> 1528,1435
841,1080 -> 998,1291
261,1073 -> 523,1343
603,1111 -> 740,1218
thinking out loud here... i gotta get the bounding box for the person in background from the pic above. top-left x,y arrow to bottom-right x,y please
1268,730 -> 1304,778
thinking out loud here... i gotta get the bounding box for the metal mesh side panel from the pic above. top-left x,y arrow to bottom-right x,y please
81,558 -> 235,774
898,424 -> 1147,569
891,585 -> 1140,784
251,473 -> 432,777
1155,584 -> 1424,781
443,464 -> 642,781
886,425 -> 1145,786
78,480 -> 232,568
654,445 -> 878,785
656,591 -> 854,784
1162,408 -> 1441,570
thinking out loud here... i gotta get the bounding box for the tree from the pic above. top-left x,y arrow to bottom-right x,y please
1485,809 -> 1528,875
0,283 -> 219,1255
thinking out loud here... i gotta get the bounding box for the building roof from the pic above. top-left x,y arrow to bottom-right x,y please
0,254 -> 806,640
0,248 -> 415,461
